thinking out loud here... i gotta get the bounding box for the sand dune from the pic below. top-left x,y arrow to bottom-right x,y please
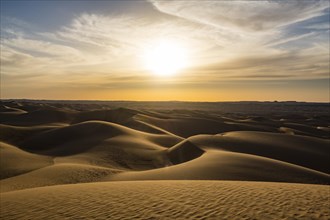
135,114 -> 238,137
167,140 -> 204,164
0,108 -> 73,126
191,131 -> 330,173
109,150 -> 329,184
1,181 -> 329,220
0,100 -> 329,219
1,102 -> 329,188
0,163 -> 117,193
0,142 -> 53,179
0,105 -> 27,114
0,124 -> 62,146
72,108 -> 139,124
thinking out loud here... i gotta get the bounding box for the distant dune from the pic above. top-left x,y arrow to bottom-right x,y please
0,100 -> 329,219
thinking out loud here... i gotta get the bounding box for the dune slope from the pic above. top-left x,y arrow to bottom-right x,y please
0,142 -> 53,179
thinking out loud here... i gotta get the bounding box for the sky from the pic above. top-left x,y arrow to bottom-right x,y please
1,0 -> 329,102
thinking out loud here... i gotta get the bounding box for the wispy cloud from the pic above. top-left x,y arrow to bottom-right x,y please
150,0 -> 329,31
150,0 -> 329,78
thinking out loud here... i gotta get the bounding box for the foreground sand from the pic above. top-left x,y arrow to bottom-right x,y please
0,100 -> 329,219
1,181 -> 329,220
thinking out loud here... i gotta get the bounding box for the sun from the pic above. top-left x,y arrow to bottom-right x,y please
143,40 -> 188,76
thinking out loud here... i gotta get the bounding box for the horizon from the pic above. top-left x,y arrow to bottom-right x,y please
1,98 -> 329,104
1,0 -> 329,102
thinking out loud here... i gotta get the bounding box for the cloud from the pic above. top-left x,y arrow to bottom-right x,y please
150,0 -> 329,31
149,0 -> 329,51
53,13 -> 214,56
1,13 -> 213,76
192,50 -> 329,79
148,0 -> 329,79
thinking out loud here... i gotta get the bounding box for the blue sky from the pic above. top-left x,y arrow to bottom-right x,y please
1,0 -> 329,101
1,1 -> 154,30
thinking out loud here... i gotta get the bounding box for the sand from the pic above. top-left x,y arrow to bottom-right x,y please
1,181 -> 329,220
0,100 -> 329,219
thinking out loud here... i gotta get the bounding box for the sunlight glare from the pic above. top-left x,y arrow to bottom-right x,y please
143,40 -> 188,76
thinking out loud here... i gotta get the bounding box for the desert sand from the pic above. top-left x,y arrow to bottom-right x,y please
1,181 -> 329,220
0,100 -> 329,219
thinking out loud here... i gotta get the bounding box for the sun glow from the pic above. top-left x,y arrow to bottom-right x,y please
143,40 -> 188,76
